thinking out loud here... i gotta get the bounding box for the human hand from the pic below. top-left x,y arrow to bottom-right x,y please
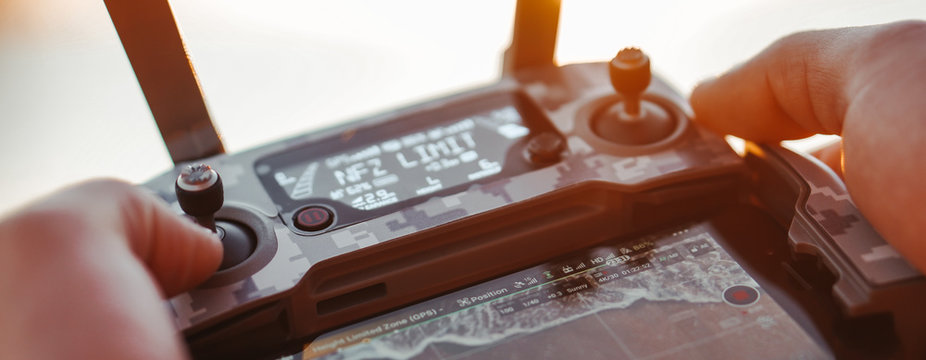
0,179 -> 223,359
690,20 -> 926,273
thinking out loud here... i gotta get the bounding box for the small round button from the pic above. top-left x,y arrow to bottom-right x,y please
294,206 -> 334,232
526,132 -> 565,164
722,285 -> 760,307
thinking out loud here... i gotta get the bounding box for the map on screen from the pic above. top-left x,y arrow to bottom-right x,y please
280,221 -> 829,360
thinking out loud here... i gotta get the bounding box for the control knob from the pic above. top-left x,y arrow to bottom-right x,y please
593,47 -> 676,145
175,164 -> 223,232
175,164 -> 255,270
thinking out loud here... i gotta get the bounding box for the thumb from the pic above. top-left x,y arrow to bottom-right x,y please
29,178 -> 224,296
0,178 -> 223,360
118,182 -> 224,296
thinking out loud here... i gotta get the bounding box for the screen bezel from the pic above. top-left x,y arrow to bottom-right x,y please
254,90 -> 561,234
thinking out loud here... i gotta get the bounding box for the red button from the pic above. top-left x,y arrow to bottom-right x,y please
294,206 -> 333,231
722,285 -> 759,307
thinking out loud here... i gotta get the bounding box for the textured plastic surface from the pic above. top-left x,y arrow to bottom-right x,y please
146,62 -> 751,357
106,0 -> 924,357
142,62 -> 926,359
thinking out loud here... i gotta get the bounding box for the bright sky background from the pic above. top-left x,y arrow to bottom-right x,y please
0,0 -> 924,214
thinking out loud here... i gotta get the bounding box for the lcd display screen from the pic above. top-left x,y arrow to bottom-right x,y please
269,106 -> 528,211
279,221 -> 829,359
256,91 -> 559,233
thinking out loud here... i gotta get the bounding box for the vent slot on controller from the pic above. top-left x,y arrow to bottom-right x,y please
317,283 -> 388,315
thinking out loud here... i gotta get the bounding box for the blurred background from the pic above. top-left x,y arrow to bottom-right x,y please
1,0 -> 923,215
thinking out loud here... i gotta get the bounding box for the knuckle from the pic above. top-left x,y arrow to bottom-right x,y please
862,20 -> 926,59
769,29 -> 824,55
2,203 -> 97,243
72,178 -> 154,234
82,178 -> 145,206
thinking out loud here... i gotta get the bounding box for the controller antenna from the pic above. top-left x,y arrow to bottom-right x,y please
175,164 -> 224,232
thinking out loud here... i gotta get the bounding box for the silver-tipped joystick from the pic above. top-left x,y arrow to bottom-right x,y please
175,164 -> 224,232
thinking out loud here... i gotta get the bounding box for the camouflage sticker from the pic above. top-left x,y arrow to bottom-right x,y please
811,208 -> 859,236
220,164 -> 246,188
438,192 -> 465,209
252,227 -> 310,291
475,177 -> 515,203
613,156 -> 653,182
170,281 -> 249,328
503,166 -> 560,201
164,136 -> 743,330
330,227 -> 380,249
679,128 -> 741,167
154,63 -> 748,332
566,135 -> 594,155
804,185 -> 918,286
553,158 -> 599,189
385,205 -> 468,233
861,245 -> 903,263
232,279 -> 260,304
170,293 -> 203,329
770,146 -> 922,288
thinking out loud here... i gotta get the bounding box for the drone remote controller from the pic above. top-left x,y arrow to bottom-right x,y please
104,1 -> 925,359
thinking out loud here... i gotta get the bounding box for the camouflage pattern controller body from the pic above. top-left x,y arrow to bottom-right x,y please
143,62 -> 925,359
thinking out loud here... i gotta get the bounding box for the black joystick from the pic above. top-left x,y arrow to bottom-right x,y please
176,164 -> 223,232
609,48 -> 650,116
175,164 -> 256,270
593,47 -> 676,145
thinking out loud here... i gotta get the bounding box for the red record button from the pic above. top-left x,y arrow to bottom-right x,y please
722,285 -> 760,307
294,206 -> 334,231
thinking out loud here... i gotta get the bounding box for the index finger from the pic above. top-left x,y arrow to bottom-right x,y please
689,21 -> 926,275
690,26 -> 862,142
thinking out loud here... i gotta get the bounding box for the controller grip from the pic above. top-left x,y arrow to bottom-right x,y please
745,142 -> 926,358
